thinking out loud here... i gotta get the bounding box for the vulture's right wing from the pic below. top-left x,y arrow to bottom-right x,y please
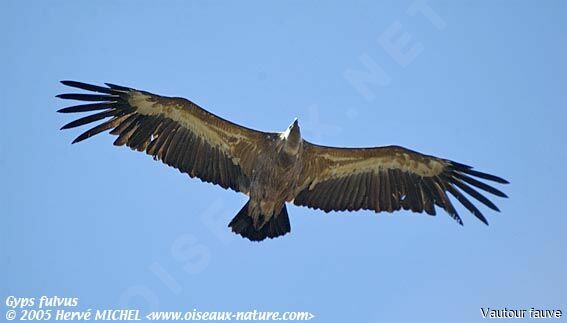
57,81 -> 273,194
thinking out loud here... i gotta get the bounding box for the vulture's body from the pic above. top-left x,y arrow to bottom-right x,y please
57,81 -> 509,241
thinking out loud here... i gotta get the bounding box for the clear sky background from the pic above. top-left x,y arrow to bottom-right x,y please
2,1 -> 566,322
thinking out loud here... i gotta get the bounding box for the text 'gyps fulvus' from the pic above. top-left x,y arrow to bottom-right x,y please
57,81 -> 508,242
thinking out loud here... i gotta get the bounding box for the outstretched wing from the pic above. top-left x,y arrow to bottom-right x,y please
294,143 -> 509,224
57,81 -> 272,194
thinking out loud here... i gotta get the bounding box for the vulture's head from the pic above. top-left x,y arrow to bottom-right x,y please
281,118 -> 302,155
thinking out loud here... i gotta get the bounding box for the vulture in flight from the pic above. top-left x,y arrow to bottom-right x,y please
57,81 -> 508,242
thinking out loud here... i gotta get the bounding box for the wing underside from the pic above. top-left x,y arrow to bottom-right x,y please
295,143 -> 508,225
57,81 -> 268,194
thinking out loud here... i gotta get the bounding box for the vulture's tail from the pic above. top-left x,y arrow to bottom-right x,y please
228,201 -> 291,242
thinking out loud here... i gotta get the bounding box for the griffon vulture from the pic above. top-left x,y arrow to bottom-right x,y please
57,81 -> 508,241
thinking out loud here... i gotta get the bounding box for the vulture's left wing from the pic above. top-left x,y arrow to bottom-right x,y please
294,142 -> 508,224
57,81 -> 271,194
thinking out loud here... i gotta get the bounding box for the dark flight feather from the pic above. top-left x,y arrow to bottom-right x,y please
61,80 -> 113,94
60,110 -> 118,130
57,93 -> 119,102
57,103 -> 113,113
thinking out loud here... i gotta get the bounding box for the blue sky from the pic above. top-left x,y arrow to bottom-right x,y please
2,1 -> 566,322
